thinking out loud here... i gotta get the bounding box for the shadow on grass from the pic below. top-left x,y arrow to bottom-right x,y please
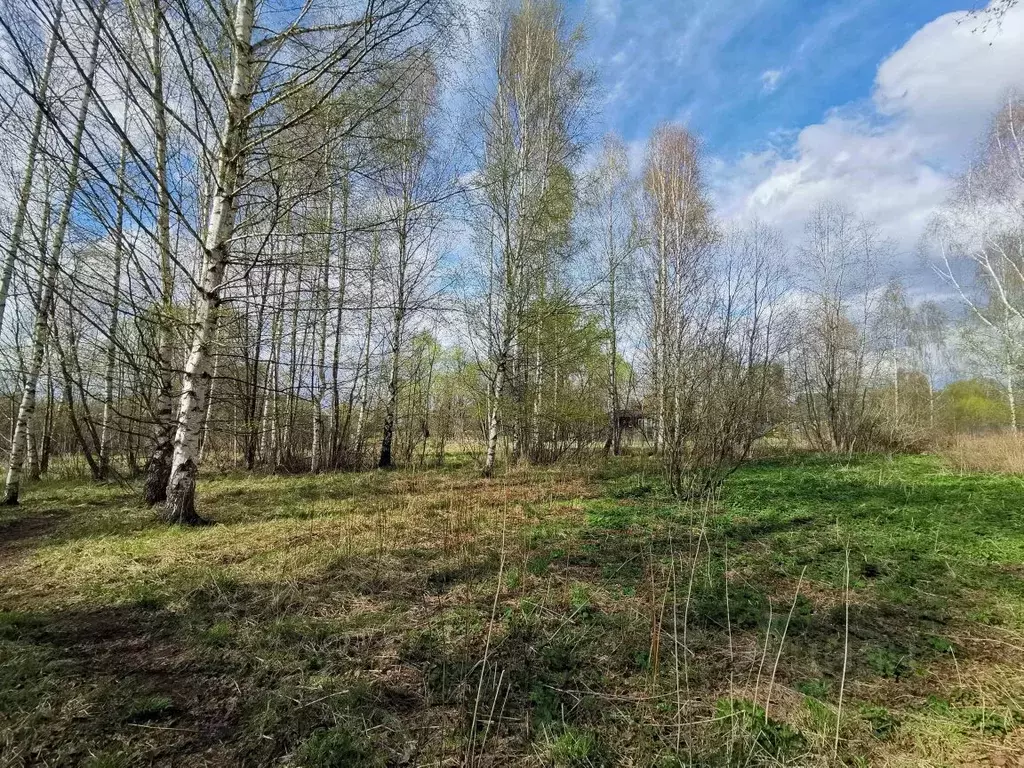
2,454 -> 1023,765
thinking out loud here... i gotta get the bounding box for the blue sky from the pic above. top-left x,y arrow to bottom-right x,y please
553,0 -> 1024,294
574,0 -> 970,160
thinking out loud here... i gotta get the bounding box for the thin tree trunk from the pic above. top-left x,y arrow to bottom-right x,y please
329,174 -> 349,466
40,362 -> 54,475
99,142 -> 127,479
1007,345 -> 1018,434
164,0 -> 255,525
604,220 -> 620,456
378,307 -> 404,469
0,0 -> 62,331
245,266 -> 272,469
419,344 -> 436,467
5,254 -> 61,504
52,319 -> 102,479
282,250 -> 304,461
482,332 -> 511,478
27,425 -> 40,482
378,214 -> 409,469
354,232 -> 378,461
311,192 -> 333,473
143,0 -> 179,505
263,265 -> 287,469
2,3 -> 103,505
927,375 -> 935,432
198,326 -> 220,462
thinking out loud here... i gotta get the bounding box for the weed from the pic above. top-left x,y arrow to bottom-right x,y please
962,708 -> 1012,736
795,678 -> 831,700
608,473 -> 657,499
201,620 -> 233,646
83,753 -> 132,768
804,695 -> 834,734
695,581 -> 767,629
715,698 -> 807,762
860,705 -> 900,738
125,695 -> 174,723
864,644 -> 914,679
0,610 -> 44,639
543,726 -> 607,767
297,725 -> 380,768
570,583 -> 594,616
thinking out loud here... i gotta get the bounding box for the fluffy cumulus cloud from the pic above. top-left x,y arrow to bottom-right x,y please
717,2 -> 1024,266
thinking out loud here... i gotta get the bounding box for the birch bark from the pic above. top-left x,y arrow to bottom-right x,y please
99,143 -> 127,479
143,0 -> 179,505
164,0 -> 255,524
3,2 -> 105,505
0,0 -> 63,331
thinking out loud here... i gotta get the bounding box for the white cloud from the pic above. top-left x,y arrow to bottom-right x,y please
717,2 -> 1024,266
874,6 -> 1024,156
760,68 -> 784,93
590,0 -> 621,24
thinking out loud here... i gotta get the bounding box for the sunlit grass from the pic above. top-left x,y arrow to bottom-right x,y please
1,453 -> 1022,766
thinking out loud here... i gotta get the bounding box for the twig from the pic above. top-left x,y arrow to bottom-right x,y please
764,565 -> 806,719
834,541 -> 850,762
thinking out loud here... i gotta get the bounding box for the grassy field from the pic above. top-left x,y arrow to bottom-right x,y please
1,453 -> 1023,767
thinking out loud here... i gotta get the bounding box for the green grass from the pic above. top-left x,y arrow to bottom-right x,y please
1,453 -> 1022,766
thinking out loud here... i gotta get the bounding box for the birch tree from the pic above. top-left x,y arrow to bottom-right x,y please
376,55 -> 446,469
589,132 -> 640,456
469,0 -> 589,477
3,1 -> 106,505
640,123 -> 713,456
135,0 -> 179,505
165,0 -> 453,522
0,0 -> 63,333
934,96 -> 1024,433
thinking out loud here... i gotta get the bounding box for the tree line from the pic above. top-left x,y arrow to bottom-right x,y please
0,0 -> 1021,522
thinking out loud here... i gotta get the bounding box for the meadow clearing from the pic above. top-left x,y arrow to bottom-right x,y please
2,450 -> 1022,767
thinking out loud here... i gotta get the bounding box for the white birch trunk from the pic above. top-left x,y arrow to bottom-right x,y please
99,142 -> 127,479
0,0 -> 62,332
311,184 -> 335,472
2,4 -> 102,505
164,0 -> 254,524
143,0 -> 178,504
329,175 -> 350,465
2,2 -> 102,505
198,326 -> 220,462
482,357 -> 507,478
354,232 -> 378,461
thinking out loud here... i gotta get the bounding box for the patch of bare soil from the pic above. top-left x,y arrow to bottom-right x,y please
0,513 -> 63,556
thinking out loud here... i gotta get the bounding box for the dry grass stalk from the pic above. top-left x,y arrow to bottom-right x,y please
938,433 -> 1024,475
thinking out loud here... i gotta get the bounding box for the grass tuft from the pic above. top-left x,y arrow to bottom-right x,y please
1,454 -> 1023,765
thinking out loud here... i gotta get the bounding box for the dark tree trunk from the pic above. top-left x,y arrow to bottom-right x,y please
143,446 -> 172,506
143,376 -> 175,505
378,311 -> 403,470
